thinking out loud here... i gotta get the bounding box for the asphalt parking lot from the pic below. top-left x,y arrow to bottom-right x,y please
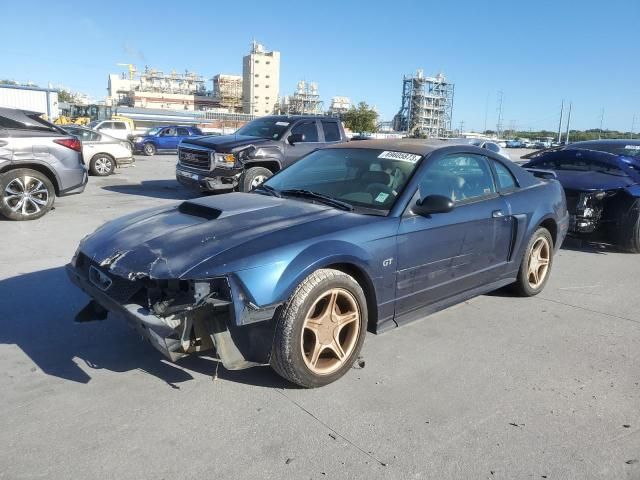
1,151 -> 639,480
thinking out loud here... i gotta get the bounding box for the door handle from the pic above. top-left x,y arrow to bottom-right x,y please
492,209 -> 505,218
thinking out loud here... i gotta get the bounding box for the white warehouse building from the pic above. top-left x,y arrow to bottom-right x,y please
0,85 -> 59,119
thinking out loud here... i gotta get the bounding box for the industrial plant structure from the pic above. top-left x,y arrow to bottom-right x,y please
393,69 -> 454,137
212,74 -> 243,112
107,66 -> 216,111
242,41 -> 280,115
328,96 -> 352,115
280,81 -> 323,115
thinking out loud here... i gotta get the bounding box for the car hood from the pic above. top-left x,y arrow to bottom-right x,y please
77,193 -> 357,280
181,134 -> 273,152
554,170 -> 636,191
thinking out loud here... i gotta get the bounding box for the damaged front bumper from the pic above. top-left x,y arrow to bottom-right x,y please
567,190 -> 614,235
66,258 -> 278,370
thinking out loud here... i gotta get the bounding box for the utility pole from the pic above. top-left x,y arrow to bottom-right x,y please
564,102 -> 572,144
557,100 -> 564,143
598,108 -> 605,139
631,114 -> 636,139
458,120 -> 465,135
496,90 -> 504,139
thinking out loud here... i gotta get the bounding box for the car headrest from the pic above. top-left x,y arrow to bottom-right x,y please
420,173 -> 460,200
362,170 -> 391,185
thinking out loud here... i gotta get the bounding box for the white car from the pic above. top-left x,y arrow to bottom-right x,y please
62,125 -> 134,176
88,119 -> 134,145
448,138 -> 511,160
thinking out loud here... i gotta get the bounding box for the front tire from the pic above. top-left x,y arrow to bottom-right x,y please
0,169 -> 55,221
615,200 -> 640,253
239,166 -> 272,192
89,154 -> 115,176
511,227 -> 554,296
271,269 -> 368,388
143,143 -> 156,156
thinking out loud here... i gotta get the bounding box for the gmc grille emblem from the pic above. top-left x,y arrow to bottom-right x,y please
89,266 -> 113,291
182,152 -> 197,161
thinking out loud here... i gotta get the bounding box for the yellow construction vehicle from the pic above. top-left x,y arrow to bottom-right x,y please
53,104 -> 133,129
53,115 -> 91,126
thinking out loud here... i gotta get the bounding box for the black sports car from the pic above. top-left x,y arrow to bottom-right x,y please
523,140 -> 640,252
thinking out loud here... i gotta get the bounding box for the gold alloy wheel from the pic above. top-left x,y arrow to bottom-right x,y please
527,236 -> 551,289
300,288 -> 361,375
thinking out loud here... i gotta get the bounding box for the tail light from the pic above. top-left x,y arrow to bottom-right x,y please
54,137 -> 82,152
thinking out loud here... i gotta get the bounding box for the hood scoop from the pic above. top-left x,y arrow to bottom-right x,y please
178,193 -> 285,221
178,201 -> 222,220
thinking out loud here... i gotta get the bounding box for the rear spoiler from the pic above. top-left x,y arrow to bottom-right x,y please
524,168 -> 558,180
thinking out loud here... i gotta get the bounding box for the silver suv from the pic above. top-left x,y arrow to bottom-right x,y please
0,107 -> 87,220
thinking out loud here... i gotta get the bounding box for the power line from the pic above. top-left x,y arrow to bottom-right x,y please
496,90 -> 504,138
565,102 -> 573,144
483,92 -> 490,133
557,100 -> 564,143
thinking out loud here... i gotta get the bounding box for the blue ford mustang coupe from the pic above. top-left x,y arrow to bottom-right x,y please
67,139 -> 568,387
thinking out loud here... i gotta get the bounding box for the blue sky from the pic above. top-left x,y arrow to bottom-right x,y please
2,0 -> 639,132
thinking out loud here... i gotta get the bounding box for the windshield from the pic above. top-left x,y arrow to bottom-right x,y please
146,127 -> 162,136
589,143 -> 640,159
262,148 -> 422,213
236,118 -> 290,140
532,154 -> 628,177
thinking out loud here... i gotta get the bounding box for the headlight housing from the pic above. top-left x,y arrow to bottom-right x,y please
213,152 -> 236,169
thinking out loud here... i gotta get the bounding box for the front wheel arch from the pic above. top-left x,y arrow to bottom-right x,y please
324,262 -> 378,332
243,159 -> 281,174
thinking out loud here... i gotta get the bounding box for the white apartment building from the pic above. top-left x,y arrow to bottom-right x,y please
242,42 -> 280,115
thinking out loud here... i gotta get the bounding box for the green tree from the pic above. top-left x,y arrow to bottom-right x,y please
343,102 -> 378,134
57,89 -> 76,103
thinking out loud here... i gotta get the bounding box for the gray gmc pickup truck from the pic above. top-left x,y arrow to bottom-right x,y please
176,115 -> 347,192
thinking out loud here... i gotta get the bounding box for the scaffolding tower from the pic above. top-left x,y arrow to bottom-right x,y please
394,69 -> 454,137
282,81 -> 324,115
213,74 -> 243,112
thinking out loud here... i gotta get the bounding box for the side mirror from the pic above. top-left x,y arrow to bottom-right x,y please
288,133 -> 305,145
413,194 -> 454,216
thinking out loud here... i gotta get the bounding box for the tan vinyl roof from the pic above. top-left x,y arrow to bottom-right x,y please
331,138 -> 451,155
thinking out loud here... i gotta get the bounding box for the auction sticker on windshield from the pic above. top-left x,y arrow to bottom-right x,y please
378,151 -> 422,163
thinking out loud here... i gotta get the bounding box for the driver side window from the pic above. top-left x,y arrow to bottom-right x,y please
419,154 -> 496,203
291,121 -> 319,142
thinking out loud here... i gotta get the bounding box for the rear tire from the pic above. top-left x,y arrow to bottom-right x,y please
511,227 -> 554,296
143,143 -> 156,156
271,269 -> 367,388
0,168 -> 55,221
239,166 -> 272,192
89,154 -> 115,176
